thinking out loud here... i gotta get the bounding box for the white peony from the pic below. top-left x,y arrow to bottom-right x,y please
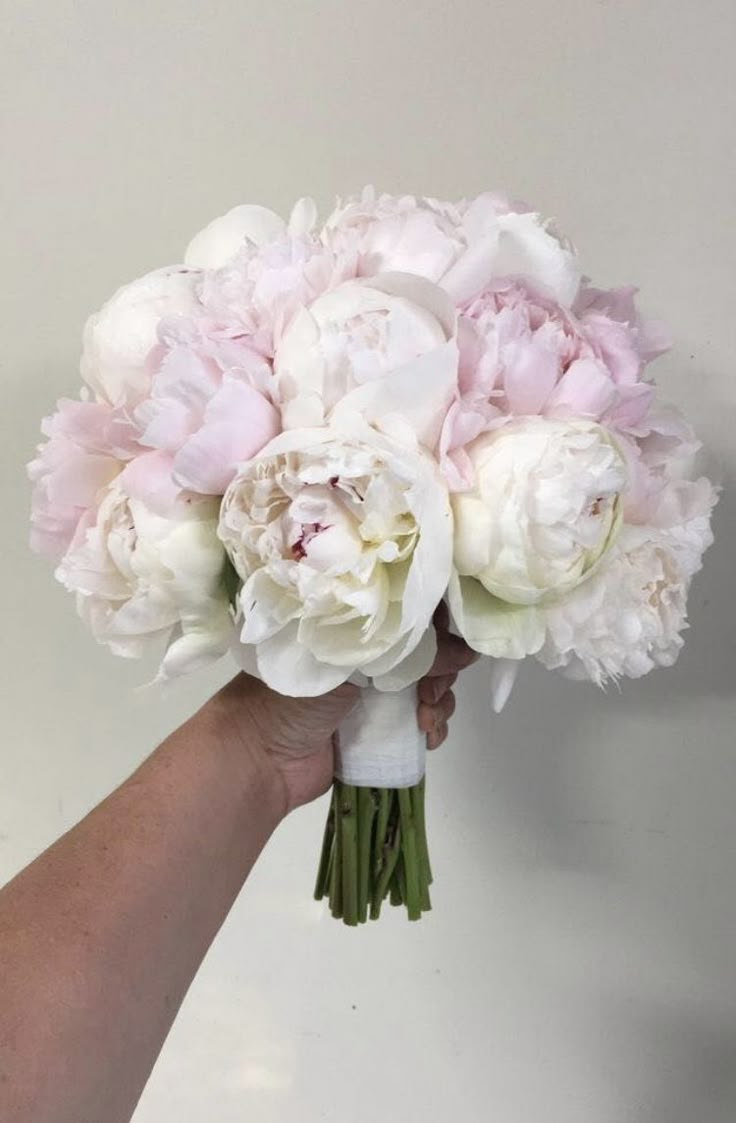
56,482 -> 233,678
274,272 -> 458,449
453,418 -> 626,605
184,197 -> 318,269
81,267 -> 202,408
218,422 -> 453,696
448,418 -> 627,662
538,476 -> 716,684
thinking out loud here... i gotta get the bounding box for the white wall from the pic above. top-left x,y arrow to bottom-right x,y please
2,1 -> 735,1119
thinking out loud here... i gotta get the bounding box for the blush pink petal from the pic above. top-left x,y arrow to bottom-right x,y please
119,450 -> 183,516
501,336 -> 560,414
172,379 -> 281,494
546,358 -> 617,418
582,313 -> 642,384
606,383 -> 656,432
575,284 -> 671,369
136,318 -> 280,496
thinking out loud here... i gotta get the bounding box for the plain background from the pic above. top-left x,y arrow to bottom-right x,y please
1,1 -> 735,1119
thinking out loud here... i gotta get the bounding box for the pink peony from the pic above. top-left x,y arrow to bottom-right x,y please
134,317 -> 281,497
440,280 -> 668,490
322,187 -> 582,307
28,398 -> 139,560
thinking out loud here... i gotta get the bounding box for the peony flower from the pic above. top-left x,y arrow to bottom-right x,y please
322,187 -> 582,307
441,280 -> 665,490
28,398 -> 139,560
81,267 -> 203,409
448,418 -> 626,658
274,272 -> 458,449
219,421 -> 453,696
134,317 -> 281,497
56,479 -> 233,678
538,474 -> 717,684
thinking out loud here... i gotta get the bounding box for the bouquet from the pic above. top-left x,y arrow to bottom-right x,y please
29,187 -> 717,925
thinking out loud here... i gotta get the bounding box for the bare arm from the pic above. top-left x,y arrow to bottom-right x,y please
0,680 -> 288,1123
0,630 -> 472,1123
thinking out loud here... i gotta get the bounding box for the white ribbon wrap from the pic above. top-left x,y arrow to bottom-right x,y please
335,685 -> 426,788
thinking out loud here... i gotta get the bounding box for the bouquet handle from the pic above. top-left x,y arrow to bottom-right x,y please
315,684 -> 432,925
335,685 -> 426,789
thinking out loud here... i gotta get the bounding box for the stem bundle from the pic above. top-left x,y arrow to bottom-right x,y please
314,777 -> 432,925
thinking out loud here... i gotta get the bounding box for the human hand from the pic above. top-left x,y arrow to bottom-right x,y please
208,614 -> 478,816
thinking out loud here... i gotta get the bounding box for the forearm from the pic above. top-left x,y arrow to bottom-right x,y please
0,688 -> 284,1123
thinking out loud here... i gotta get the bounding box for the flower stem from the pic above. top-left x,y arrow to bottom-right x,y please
329,785 -> 343,919
314,795 -> 336,901
412,777 -> 432,910
371,814 -> 402,919
357,787 -> 376,924
340,784 -> 359,926
398,787 -> 422,921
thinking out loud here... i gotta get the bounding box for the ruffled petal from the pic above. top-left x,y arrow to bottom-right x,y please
494,212 -> 581,307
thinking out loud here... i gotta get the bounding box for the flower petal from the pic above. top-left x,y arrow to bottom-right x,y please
173,380 -> 281,494
448,570 -> 544,659
119,450 -> 182,516
489,658 -> 520,712
184,204 -> 287,268
333,336 -> 459,450
546,358 -> 617,419
441,232 -> 500,305
495,212 -> 581,307
371,625 -> 437,691
255,620 -> 350,696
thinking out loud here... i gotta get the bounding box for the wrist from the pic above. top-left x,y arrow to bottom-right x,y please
193,682 -> 290,826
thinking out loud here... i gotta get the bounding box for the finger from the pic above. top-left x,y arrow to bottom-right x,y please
440,689 -> 457,723
427,721 -> 449,751
417,700 -> 438,734
428,632 -> 479,677
417,672 -> 457,705
417,689 -> 456,736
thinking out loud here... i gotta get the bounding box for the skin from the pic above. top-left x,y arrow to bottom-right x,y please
0,625 -> 475,1123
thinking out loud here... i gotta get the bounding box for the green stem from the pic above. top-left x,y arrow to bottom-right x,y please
370,815 -> 401,920
412,777 -> 432,911
314,796 -> 336,901
357,788 -> 376,925
329,784 -> 343,920
372,788 -> 390,881
340,784 -> 359,927
398,788 -> 421,921
391,864 -> 404,907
